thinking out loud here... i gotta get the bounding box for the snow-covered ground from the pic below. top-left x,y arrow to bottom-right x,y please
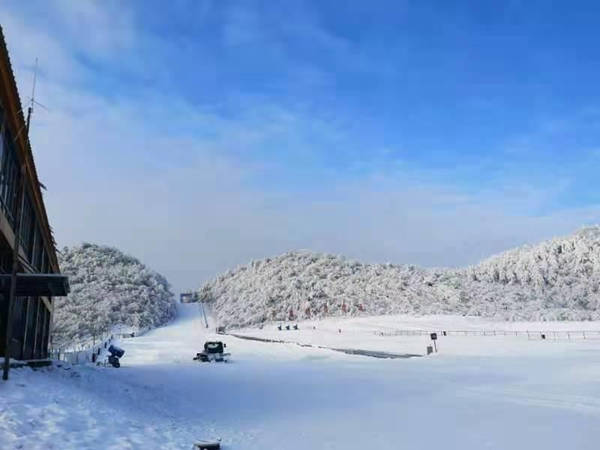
235,314 -> 600,357
3,304 -> 600,449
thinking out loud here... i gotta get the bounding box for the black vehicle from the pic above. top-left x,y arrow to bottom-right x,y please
193,341 -> 230,362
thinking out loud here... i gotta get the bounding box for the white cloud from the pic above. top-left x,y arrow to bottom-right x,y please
0,10 -> 77,87
52,0 -> 136,56
2,1 -> 599,295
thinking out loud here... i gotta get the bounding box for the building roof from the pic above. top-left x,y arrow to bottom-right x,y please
0,273 -> 69,296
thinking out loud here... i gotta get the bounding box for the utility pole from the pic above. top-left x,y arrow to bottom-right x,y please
199,300 -> 209,328
2,60 -> 37,381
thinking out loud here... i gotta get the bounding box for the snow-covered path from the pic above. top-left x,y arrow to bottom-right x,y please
3,304 -> 600,449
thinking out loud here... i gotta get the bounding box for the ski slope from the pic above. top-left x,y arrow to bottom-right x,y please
3,304 -> 600,449
234,313 -> 600,357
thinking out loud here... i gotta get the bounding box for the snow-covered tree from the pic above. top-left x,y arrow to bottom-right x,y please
199,227 -> 600,328
53,243 -> 176,347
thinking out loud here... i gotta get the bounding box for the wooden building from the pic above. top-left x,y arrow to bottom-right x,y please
0,25 -> 68,363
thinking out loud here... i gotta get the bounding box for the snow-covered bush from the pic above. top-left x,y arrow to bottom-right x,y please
200,227 -> 600,328
53,243 -> 176,347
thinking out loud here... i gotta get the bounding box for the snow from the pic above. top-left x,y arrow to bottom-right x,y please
199,226 -> 600,328
234,314 -> 600,357
3,304 -> 600,449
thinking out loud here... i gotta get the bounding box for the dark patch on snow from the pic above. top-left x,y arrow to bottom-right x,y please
229,333 -> 421,359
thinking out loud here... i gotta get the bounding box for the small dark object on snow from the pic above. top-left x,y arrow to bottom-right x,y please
277,324 -> 282,331
108,345 -> 125,358
285,325 -> 290,331
216,326 -> 226,335
443,331 -> 447,336
194,440 -> 220,449
194,341 -> 230,362
108,355 -> 120,368
541,334 -> 546,340
293,324 -> 298,330
107,345 -> 125,368
430,333 -> 437,341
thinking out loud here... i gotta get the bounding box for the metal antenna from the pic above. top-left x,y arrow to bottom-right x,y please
25,57 -> 38,135
26,58 -> 48,113
12,58 -> 46,144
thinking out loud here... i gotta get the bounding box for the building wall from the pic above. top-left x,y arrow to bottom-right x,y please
0,26 -> 59,361
4,296 -> 51,360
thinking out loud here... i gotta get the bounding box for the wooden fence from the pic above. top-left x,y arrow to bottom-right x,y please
49,327 -> 147,365
374,329 -> 600,340
49,334 -> 114,365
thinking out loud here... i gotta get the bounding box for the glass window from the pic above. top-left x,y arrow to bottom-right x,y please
0,135 -> 20,225
20,192 -> 35,261
43,253 -> 50,274
33,227 -> 44,271
0,120 -> 4,175
39,248 -> 46,273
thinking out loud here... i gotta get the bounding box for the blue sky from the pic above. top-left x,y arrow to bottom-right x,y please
2,1 -> 600,291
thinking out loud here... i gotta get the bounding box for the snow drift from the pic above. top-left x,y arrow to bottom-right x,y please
199,227 -> 600,328
53,243 -> 176,346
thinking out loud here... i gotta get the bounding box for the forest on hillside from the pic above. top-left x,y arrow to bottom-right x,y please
52,243 -> 176,347
199,227 -> 600,328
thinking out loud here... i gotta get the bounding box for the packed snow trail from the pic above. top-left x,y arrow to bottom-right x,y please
3,304 -> 600,449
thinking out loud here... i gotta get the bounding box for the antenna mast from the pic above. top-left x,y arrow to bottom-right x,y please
25,57 -> 38,135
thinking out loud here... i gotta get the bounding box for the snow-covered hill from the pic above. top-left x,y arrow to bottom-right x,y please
52,243 -> 176,346
199,227 -> 600,328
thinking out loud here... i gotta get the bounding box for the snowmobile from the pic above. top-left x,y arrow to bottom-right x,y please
193,341 -> 230,363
